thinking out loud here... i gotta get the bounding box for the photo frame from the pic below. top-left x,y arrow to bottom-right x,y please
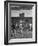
4,1 -> 37,45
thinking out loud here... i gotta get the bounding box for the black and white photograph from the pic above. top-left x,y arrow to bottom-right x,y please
4,1 -> 37,44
